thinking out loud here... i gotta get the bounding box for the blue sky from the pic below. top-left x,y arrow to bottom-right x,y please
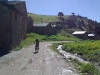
25,0 -> 100,22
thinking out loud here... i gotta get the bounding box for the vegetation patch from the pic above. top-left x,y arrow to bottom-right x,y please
72,59 -> 100,75
28,13 -> 69,23
50,43 -> 60,54
51,42 -> 100,75
28,13 -> 60,23
12,32 -> 78,51
52,41 -> 100,75
62,40 -> 100,62
28,13 -> 100,40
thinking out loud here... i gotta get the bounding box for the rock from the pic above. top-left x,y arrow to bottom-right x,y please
66,58 -> 72,62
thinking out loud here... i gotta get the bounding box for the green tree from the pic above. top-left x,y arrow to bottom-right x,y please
71,12 -> 75,15
58,12 -> 64,18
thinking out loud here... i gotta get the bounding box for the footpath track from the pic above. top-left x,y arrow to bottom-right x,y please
0,41 -> 79,75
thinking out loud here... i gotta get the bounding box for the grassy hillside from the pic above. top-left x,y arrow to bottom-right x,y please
28,12 -> 100,39
28,13 -> 90,32
28,13 -> 89,30
28,13 -> 69,23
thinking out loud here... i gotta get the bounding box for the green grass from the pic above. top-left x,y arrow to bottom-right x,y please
62,40 -> 100,62
45,30 -> 79,41
28,13 -> 69,23
72,59 -> 100,75
50,43 -> 60,54
45,33 -> 78,41
51,42 -> 100,75
12,32 -> 78,51
60,30 -> 78,38
52,39 -> 100,75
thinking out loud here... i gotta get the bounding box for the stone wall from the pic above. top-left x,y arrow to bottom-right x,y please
27,16 -> 33,33
14,1 -> 28,39
11,1 -> 28,47
11,10 -> 22,48
0,1 -> 28,51
33,26 -> 45,35
45,24 -> 57,35
33,24 -> 57,35
0,3 -> 11,50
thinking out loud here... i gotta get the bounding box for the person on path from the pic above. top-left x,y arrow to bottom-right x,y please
34,38 -> 39,52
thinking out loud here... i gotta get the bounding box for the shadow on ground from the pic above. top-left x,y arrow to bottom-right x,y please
0,50 -> 10,57
34,51 -> 38,54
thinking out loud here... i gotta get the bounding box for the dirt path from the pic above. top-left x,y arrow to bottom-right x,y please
0,42 -> 79,75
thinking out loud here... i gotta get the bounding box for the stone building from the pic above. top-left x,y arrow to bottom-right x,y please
27,16 -> 34,33
0,0 -> 28,54
88,34 -> 95,40
33,23 -> 57,35
72,31 -> 88,39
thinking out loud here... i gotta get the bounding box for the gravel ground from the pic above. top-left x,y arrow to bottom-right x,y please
0,42 -> 79,75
